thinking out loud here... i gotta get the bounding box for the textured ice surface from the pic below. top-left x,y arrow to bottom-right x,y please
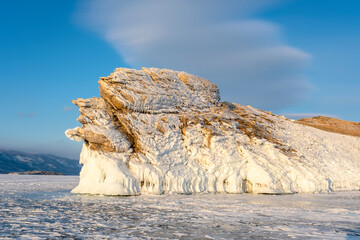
1,175 -> 360,239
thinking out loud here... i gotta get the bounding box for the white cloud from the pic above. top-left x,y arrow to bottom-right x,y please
63,106 -> 74,112
17,112 -> 36,118
282,113 -> 338,120
76,0 -> 312,110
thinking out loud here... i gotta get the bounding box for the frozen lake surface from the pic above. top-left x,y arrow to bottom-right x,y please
0,175 -> 359,239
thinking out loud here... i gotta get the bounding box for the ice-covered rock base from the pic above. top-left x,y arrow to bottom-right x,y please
66,68 -> 360,195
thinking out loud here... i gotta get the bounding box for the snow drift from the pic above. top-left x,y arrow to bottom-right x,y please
66,68 -> 360,195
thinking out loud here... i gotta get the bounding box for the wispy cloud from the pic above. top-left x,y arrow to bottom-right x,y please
17,112 -> 36,118
282,113 -> 338,120
63,106 -> 74,112
76,0 -> 312,110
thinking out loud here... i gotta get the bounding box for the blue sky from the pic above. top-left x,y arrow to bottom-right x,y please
260,0 -> 360,120
1,0 -> 359,158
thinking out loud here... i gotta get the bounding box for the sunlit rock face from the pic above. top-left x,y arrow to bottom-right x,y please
66,68 -> 360,195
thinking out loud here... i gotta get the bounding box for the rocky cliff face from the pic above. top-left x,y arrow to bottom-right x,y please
66,68 -> 360,195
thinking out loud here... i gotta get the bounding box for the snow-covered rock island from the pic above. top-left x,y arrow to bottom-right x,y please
66,68 -> 360,195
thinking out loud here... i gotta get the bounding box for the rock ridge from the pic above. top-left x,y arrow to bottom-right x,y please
66,67 -> 360,195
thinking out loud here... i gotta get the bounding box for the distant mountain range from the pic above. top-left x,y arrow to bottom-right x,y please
0,150 -> 81,175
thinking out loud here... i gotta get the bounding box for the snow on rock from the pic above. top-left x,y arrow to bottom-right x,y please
66,67 -> 360,195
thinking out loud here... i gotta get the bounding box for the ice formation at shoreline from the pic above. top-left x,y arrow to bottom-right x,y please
66,68 -> 360,195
